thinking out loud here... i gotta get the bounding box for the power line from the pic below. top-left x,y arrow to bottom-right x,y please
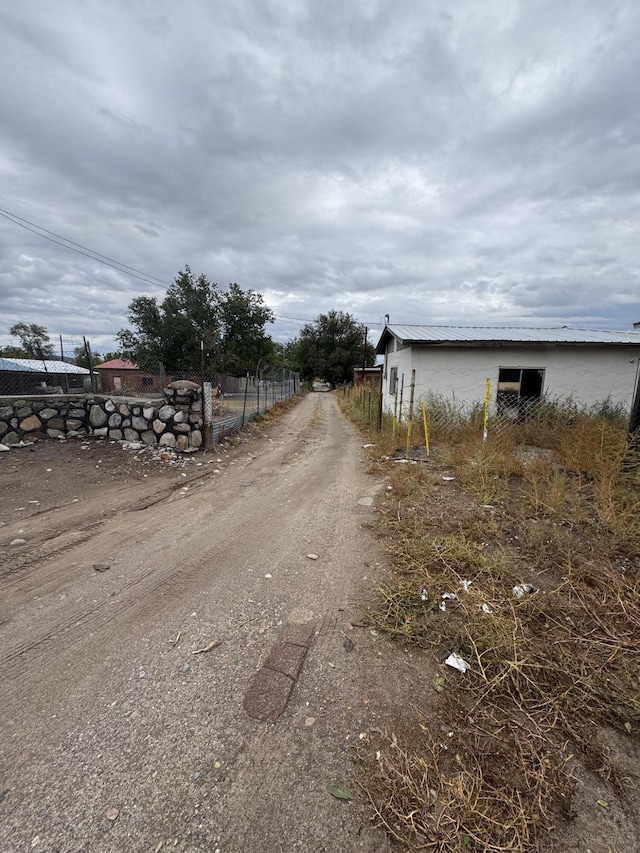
0,206 -> 170,289
271,315 -> 308,325
0,206 -> 170,286
271,313 -> 383,326
0,205 -> 387,329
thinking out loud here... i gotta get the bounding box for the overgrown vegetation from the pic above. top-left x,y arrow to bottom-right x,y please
341,387 -> 640,852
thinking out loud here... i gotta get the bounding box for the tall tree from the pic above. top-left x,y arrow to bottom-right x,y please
116,267 -> 222,373
290,311 -> 375,385
117,268 -> 275,376
264,341 -> 299,371
219,283 -> 274,375
8,322 -> 55,358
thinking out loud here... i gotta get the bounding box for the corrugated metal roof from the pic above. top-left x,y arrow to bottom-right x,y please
378,324 -> 640,350
0,357 -> 90,374
95,358 -> 139,370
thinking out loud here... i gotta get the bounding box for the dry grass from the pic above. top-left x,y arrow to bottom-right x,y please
341,391 -> 640,852
252,390 -> 306,425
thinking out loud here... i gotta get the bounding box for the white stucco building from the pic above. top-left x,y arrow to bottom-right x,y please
375,325 -> 640,423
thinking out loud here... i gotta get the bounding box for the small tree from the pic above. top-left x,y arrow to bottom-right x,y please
9,322 -> 55,358
0,344 -> 27,358
74,347 -> 107,369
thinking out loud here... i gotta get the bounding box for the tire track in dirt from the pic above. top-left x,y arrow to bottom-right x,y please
0,401 -> 336,689
0,473 -> 220,580
0,392 -> 397,853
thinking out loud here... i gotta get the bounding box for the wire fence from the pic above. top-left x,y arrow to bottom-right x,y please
200,365 -> 300,439
342,381 -> 633,451
0,358 -> 301,442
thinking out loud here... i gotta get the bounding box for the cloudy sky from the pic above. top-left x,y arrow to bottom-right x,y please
1,0 -> 639,357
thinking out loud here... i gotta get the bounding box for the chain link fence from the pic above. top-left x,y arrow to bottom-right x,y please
343,382 -> 632,449
200,365 -> 300,439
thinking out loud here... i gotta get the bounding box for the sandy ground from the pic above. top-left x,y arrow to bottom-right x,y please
0,392 -> 431,853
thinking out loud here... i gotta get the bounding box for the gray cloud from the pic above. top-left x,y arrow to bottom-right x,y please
1,0 -> 639,357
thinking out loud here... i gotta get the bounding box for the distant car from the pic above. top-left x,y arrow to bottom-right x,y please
312,381 -> 331,392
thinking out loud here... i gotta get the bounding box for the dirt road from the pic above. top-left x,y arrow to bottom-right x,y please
0,392 -> 414,852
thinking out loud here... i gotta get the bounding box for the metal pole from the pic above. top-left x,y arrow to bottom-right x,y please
483,378 -> 491,442
422,401 -> 430,457
405,369 -> 416,459
628,359 -> 640,435
83,336 -> 95,392
203,381 -> 213,449
361,326 -> 368,382
241,372 -> 249,427
393,382 -> 399,438
60,334 -> 69,393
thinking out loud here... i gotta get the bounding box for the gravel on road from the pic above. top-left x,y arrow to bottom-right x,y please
0,392 -> 430,853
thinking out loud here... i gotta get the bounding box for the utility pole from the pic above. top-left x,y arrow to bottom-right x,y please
60,334 -> 69,392
83,337 -> 95,392
361,326 -> 368,381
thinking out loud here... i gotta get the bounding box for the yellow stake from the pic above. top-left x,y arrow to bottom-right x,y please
483,378 -> 491,442
421,400 -> 430,457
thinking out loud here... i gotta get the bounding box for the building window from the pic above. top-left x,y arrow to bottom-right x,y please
497,368 -> 544,417
389,366 -> 398,395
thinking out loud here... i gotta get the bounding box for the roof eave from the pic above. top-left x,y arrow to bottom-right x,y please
375,326 -> 396,354
390,339 -> 639,349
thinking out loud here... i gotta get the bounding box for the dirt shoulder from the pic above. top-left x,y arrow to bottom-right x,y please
0,393 -> 434,853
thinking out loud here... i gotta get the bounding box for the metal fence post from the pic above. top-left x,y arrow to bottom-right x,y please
203,381 -> 213,449
241,372 -> 249,427
483,378 -> 491,442
405,369 -> 416,458
422,400 -> 430,457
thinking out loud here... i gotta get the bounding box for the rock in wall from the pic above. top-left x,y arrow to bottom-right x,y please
0,382 -> 203,449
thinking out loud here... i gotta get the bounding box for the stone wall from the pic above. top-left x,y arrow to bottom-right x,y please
0,380 -> 203,451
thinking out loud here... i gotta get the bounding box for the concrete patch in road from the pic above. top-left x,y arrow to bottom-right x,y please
278,621 -> 315,648
264,642 -> 307,679
243,668 -> 294,722
243,622 -> 315,722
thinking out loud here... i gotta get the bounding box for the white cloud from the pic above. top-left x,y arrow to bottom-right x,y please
0,0 -> 639,357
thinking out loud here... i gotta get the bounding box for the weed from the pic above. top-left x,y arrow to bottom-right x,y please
343,395 -> 640,852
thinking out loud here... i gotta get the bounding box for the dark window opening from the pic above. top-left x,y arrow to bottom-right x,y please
497,368 -> 544,419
